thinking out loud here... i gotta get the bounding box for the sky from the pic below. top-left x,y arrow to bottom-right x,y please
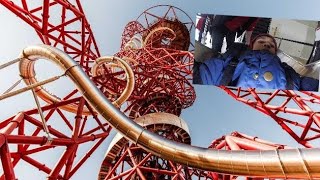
1,0 -> 320,179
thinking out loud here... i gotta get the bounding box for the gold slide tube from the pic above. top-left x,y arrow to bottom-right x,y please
19,45 -> 320,179
19,49 -> 134,114
143,27 -> 176,47
90,56 -> 135,107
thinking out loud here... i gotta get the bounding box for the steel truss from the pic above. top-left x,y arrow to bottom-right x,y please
0,0 -> 319,179
222,87 -> 320,147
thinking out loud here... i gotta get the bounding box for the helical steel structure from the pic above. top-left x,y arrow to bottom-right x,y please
0,1 -> 320,180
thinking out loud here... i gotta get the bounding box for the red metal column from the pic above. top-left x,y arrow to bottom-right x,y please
1,142 -> 15,180
0,112 -> 24,180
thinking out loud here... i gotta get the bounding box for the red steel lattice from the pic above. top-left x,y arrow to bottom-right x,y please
114,5 -> 196,118
0,2 -> 197,179
221,87 -> 320,148
0,0 -> 320,179
0,0 -> 107,179
200,132 -> 289,180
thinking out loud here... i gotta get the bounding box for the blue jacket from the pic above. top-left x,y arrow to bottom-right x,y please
200,50 -> 303,90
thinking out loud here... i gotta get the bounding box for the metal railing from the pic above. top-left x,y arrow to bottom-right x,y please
274,36 -> 315,64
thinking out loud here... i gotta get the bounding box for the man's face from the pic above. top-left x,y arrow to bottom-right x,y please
252,36 -> 276,55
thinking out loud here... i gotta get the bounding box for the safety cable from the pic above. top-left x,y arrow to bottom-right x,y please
0,58 -> 21,70
31,88 -> 53,145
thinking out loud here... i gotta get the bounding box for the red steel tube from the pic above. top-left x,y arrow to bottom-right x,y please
0,112 -> 24,135
0,143 -> 15,180
48,144 -> 77,179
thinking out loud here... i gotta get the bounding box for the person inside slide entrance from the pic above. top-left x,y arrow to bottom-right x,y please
199,33 -> 319,91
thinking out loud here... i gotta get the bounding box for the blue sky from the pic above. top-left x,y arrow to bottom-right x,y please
1,0 -> 320,179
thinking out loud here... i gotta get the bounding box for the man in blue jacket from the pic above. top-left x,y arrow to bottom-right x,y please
199,34 -> 319,91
